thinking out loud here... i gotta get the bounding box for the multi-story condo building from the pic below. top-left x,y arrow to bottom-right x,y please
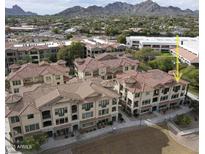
82,37 -> 126,57
114,69 -> 189,115
7,60 -> 70,94
126,36 -> 198,51
74,53 -> 139,80
5,40 -> 72,74
5,80 -> 119,143
170,37 -> 199,66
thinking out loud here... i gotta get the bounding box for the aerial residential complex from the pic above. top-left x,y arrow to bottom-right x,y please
7,60 -> 69,94
114,69 -> 188,115
6,80 -> 119,143
74,53 -> 139,80
126,36 -> 198,51
5,40 -> 72,73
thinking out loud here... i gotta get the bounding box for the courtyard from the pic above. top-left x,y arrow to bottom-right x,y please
42,124 -> 198,154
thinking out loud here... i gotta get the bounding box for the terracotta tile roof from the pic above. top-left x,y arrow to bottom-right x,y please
5,80 -> 119,117
116,69 -> 188,93
170,47 -> 199,63
7,62 -> 69,81
74,54 -> 139,72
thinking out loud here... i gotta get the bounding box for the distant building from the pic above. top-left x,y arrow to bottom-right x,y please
7,60 -> 69,94
126,36 -> 198,51
5,40 -> 72,74
114,69 -> 189,115
8,25 -> 40,32
74,53 -> 139,80
5,80 -> 119,143
170,37 -> 199,66
82,37 -> 126,57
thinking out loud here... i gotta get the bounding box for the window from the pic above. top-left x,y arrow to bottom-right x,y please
46,76 -> 51,81
153,89 -> 159,96
182,85 -> 186,90
125,66 -> 128,71
12,80 -> 21,86
27,114 -> 34,119
160,96 -> 168,101
135,93 -> 140,98
112,107 -> 116,112
152,97 -> 158,103
14,88 -> 19,93
25,123 -> 39,132
71,105 -> 77,113
162,88 -> 169,95
99,108 -> 109,116
55,75 -> 61,80
11,116 -> 20,123
82,112 -> 93,119
173,85 -> 181,92
112,98 -> 117,105
85,72 -> 91,76
72,115 -> 78,121
181,93 -> 184,96
142,99 -> 151,106
82,122 -> 94,128
131,66 -> 135,70
56,117 -> 68,125
82,102 -> 93,111
55,107 -> 67,117
120,85 -> 123,91
99,100 -> 109,108
134,101 -> 138,107
171,94 -> 179,99
127,99 -> 132,106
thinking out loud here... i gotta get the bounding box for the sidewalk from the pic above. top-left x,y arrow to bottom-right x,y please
40,106 -> 192,152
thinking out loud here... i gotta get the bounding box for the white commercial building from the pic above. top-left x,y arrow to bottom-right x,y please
126,36 -> 198,51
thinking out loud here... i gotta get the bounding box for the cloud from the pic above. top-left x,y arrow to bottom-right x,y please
6,0 -> 199,15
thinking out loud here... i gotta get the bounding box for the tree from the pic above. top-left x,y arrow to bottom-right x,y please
57,42 -> 85,66
105,26 -> 119,36
20,133 -> 48,152
175,114 -> 192,126
148,57 -> 175,72
66,34 -> 73,40
133,48 -> 160,63
52,28 -> 60,34
117,35 -> 126,44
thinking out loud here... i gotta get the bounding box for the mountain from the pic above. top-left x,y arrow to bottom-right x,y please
5,5 -> 37,16
56,0 -> 198,17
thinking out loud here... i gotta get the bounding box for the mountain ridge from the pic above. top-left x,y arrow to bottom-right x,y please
56,0 -> 198,17
5,5 -> 38,16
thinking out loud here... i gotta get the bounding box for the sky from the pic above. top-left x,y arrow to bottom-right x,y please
5,0 -> 199,15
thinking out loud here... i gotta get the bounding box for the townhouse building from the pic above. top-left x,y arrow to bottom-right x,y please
7,60 -> 70,94
74,53 -> 139,80
114,69 -> 189,115
126,36 -> 198,51
5,80 -> 119,143
5,40 -> 72,74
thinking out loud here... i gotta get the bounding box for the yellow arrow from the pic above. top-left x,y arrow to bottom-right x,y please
173,35 -> 182,82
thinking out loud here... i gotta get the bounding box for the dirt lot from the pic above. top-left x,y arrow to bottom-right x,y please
42,125 -> 198,154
